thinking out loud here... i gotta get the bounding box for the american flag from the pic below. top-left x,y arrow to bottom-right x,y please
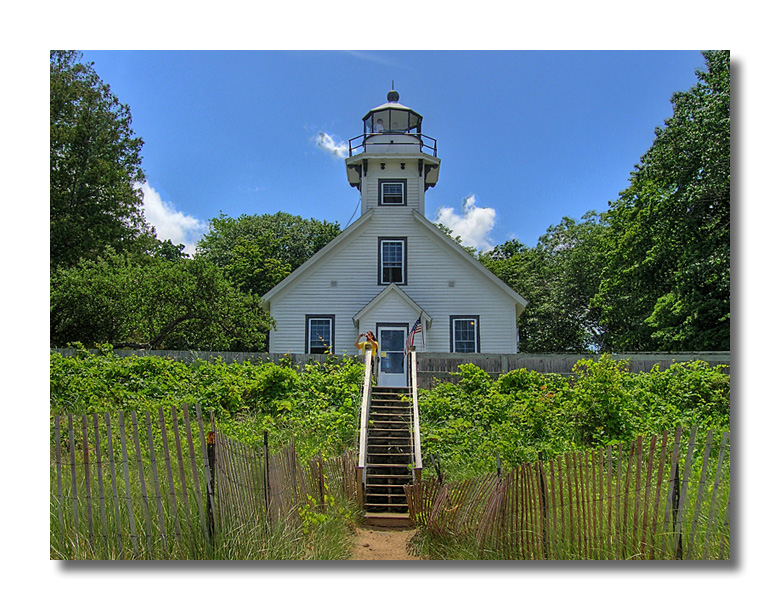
405,316 -> 422,355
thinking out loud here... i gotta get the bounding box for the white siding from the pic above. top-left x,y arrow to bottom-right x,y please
361,160 -> 425,215
268,209 -> 519,356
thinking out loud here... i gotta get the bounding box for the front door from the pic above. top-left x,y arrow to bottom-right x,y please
377,324 -> 408,387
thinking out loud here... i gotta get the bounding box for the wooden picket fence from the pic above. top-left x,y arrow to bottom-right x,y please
50,405 -> 360,558
405,427 -> 730,560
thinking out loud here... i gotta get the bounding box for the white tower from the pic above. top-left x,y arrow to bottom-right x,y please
345,89 -> 440,217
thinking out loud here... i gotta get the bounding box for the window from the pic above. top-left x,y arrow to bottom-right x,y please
451,316 -> 480,353
378,238 -> 406,285
306,315 -> 335,354
379,180 -> 406,206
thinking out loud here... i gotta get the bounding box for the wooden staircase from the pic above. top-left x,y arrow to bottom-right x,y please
363,386 -> 413,526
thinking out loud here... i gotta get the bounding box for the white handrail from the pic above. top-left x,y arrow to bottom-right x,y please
357,350 -> 373,470
410,349 -> 423,477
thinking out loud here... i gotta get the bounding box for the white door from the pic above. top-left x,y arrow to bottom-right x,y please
377,325 -> 407,387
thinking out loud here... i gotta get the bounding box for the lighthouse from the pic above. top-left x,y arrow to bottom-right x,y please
345,89 -> 441,217
262,89 -> 527,374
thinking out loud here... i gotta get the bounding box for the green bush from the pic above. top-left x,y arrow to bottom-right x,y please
50,347 -> 362,460
418,355 -> 729,480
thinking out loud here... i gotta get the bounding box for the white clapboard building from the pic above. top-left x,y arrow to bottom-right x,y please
262,90 -> 527,386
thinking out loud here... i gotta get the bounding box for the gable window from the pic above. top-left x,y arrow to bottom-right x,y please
451,316 -> 480,353
306,315 -> 335,354
379,180 -> 406,206
378,238 -> 406,285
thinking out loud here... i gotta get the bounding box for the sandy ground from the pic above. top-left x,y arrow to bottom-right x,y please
349,526 -> 421,560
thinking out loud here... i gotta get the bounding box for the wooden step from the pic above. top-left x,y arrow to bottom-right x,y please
362,512 -> 413,527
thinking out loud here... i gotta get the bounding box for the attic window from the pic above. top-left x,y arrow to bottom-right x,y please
379,180 -> 406,205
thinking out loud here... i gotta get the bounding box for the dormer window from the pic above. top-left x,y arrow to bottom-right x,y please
379,180 -> 406,206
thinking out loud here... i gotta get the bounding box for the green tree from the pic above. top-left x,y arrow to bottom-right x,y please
196,212 -> 341,295
50,249 -> 272,350
595,50 -> 730,351
51,51 -> 153,269
481,212 -> 607,352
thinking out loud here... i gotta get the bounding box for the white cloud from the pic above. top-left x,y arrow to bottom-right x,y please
434,194 -> 497,251
315,131 -> 349,159
138,182 -> 208,256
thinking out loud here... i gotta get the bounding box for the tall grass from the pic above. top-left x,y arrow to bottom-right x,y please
50,411 -> 359,560
50,473 -> 359,560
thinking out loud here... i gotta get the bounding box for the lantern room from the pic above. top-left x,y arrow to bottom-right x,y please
362,89 -> 423,135
345,89 -> 440,198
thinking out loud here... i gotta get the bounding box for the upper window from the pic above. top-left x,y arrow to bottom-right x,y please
379,180 -> 406,206
379,238 -> 406,285
451,316 -> 480,353
306,315 -> 334,354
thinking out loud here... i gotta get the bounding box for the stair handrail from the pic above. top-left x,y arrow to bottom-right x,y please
410,348 -> 423,481
357,350 -> 373,474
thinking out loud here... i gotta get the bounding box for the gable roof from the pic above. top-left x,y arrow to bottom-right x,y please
353,283 -> 433,327
260,209 -> 374,309
260,207 -> 528,317
410,210 -> 528,316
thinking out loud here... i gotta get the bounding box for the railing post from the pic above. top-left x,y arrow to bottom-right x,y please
356,350 -> 373,509
410,348 -> 424,480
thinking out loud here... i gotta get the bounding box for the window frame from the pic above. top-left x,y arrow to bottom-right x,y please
450,315 -> 480,353
377,237 -> 407,285
305,314 -> 335,354
378,179 -> 407,206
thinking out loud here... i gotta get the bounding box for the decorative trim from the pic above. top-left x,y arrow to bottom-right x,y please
352,283 -> 431,327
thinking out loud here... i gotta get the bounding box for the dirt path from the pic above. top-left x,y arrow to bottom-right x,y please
349,526 -> 421,560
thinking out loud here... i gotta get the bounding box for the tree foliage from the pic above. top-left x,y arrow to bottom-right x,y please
50,51 -> 153,269
50,249 -> 272,350
482,51 -> 730,353
196,212 -> 341,295
481,212 -> 607,352
594,50 -> 730,350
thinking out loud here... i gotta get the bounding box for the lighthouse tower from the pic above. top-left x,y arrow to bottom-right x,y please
345,89 -> 441,217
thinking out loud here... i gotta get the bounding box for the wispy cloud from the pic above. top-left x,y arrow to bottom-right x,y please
315,131 -> 349,159
138,182 -> 208,256
342,51 -> 403,68
434,194 -> 497,251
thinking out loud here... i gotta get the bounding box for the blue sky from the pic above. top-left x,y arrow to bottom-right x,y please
80,50 -> 706,254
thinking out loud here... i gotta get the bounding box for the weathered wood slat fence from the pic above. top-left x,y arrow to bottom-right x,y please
213,431 -> 359,531
415,352 -> 730,389
50,405 -> 360,559
405,426 -> 730,560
